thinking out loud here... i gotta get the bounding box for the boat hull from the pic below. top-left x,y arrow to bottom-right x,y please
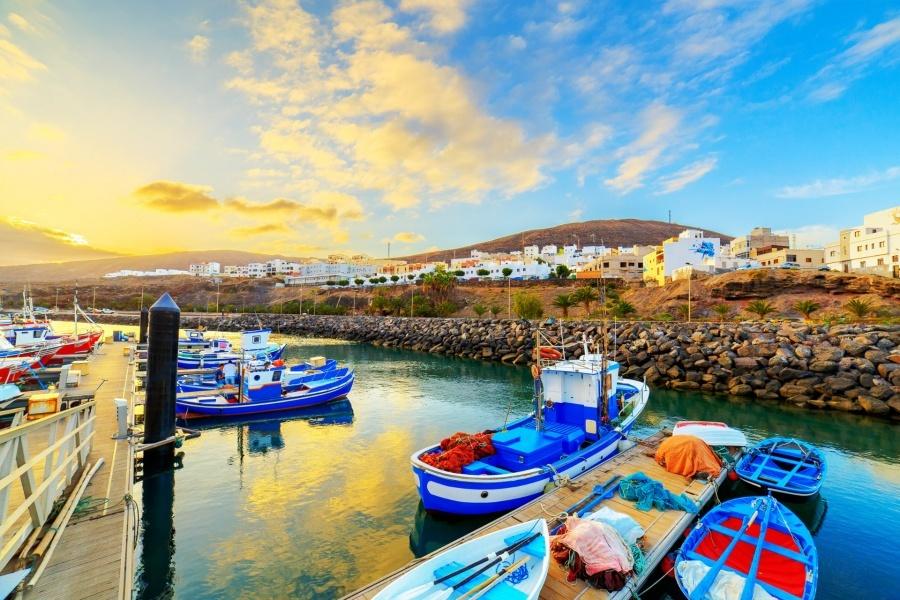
175,372 -> 353,418
735,437 -> 826,497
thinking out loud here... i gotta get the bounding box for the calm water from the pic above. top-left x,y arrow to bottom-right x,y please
131,334 -> 900,600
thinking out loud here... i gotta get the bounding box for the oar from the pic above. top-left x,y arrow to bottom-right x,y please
422,553 -> 512,600
458,556 -> 530,600
691,503 -> 763,599
549,475 -> 621,534
575,475 -> 622,518
396,531 -> 541,600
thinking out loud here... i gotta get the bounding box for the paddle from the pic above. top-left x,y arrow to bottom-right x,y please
548,475 -> 622,534
575,475 -> 622,518
395,531 -> 541,600
690,502 -> 763,599
422,553 -> 513,600
459,556 -> 530,600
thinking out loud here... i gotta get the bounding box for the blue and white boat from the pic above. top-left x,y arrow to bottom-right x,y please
677,495 -> 818,600
735,438 -> 826,497
178,328 -> 231,349
411,337 -> 649,515
175,361 -> 354,418
176,357 -> 339,393
176,329 -> 285,369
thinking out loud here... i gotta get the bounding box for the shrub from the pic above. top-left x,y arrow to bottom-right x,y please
552,294 -> 575,318
711,303 -> 733,322
453,270 -> 465,277
674,304 -> 690,321
378,276 -> 387,284
472,303 -> 487,317
434,301 -> 458,317
407,274 -> 415,281
476,269 -> 490,277
354,279 -> 364,285
745,300 -> 777,319
502,267 -> 513,277
490,305 -> 503,316
792,300 -> 820,321
513,292 -> 543,319
844,298 -> 874,320
390,275 -> 400,283
610,300 -> 636,318
555,265 -> 571,279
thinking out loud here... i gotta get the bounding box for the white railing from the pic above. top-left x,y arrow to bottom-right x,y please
0,401 -> 96,571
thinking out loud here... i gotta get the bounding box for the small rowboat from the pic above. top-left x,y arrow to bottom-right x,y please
677,495 -> 818,600
735,438 -> 826,497
673,421 -> 748,447
374,519 -> 549,600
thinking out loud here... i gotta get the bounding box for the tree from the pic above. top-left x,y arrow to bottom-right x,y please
407,274 -> 415,281
555,265 -> 571,279
422,266 -> 457,304
476,269 -> 490,277
793,300 -> 821,321
453,270 -> 465,277
502,267 -> 513,278
551,293 -> 576,318
610,300 -> 636,318
489,304 -> 503,316
390,275 -> 400,283
572,286 -> 599,314
513,292 -> 544,319
711,303 -> 733,322
844,297 -> 874,320
354,279 -> 364,286
338,279 -> 349,286
674,303 -> 690,321
472,303 -> 487,317
378,276 -> 387,284
369,277 -> 379,284
745,300 -> 777,319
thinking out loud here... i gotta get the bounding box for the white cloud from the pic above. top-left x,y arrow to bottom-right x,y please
187,34 -> 210,64
7,13 -> 34,33
841,16 -> 900,66
508,35 -> 526,51
656,156 -> 717,194
777,166 -> 900,198
397,0 -> 471,34
604,103 -> 681,193
393,231 -> 425,243
0,39 -> 46,82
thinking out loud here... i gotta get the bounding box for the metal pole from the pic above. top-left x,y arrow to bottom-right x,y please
215,281 -> 220,313
139,307 -> 149,344
507,276 -> 511,318
686,263 -> 692,323
144,293 -> 180,473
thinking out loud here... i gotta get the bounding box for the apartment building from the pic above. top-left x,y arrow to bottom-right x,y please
752,246 -> 825,268
730,227 -> 790,258
642,229 -> 721,286
825,206 -> 900,277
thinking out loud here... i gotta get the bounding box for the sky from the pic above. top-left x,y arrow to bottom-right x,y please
1,0 -> 899,265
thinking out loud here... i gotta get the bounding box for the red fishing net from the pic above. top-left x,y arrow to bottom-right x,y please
419,432 -> 496,473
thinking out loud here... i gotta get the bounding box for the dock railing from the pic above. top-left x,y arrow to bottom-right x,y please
0,401 -> 96,571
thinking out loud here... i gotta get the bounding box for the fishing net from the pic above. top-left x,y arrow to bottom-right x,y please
419,432 -> 495,473
551,517 -> 634,591
618,472 -> 698,513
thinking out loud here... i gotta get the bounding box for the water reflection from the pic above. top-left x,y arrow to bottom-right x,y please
409,501 -> 495,558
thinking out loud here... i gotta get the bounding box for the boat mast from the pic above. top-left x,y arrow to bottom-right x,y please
598,281 -> 609,426
533,328 -> 543,433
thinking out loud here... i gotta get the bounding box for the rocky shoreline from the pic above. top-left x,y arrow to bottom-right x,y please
97,314 -> 900,419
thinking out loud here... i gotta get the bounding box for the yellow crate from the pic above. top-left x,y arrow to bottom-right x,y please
71,359 -> 90,375
27,392 -> 60,420
105,335 -> 113,344
122,346 -> 131,356
309,356 -> 327,368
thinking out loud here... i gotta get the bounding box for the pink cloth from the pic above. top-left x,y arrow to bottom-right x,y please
551,516 -> 634,576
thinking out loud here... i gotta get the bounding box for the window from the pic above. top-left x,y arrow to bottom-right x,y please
857,246 -> 862,252
878,258 -> 885,266
805,257 -> 812,262
894,256 -> 899,263
620,262 -> 626,268
272,370 -> 282,382
603,262 -> 609,268
860,261 -> 867,267
787,254 -> 797,262
880,241 -> 886,248
252,335 -> 261,344
854,231 -> 860,237
774,258 -> 780,264
638,262 -> 643,268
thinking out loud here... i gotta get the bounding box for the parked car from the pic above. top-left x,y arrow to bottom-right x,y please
818,265 -> 833,272
779,262 -> 801,270
99,308 -> 114,314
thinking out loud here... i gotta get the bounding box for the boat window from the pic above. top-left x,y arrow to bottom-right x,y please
253,374 -> 260,381
272,370 -> 281,382
253,335 -> 261,344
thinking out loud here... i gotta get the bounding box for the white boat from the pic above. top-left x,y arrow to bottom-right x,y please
374,519 -> 550,600
672,421 -> 748,447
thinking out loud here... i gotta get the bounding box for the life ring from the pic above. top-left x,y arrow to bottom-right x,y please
530,364 -> 541,379
539,347 -> 563,360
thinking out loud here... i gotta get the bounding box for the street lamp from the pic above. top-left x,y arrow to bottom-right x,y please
685,262 -> 693,322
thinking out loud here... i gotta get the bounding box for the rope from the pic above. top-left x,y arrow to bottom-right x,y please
544,463 -> 585,493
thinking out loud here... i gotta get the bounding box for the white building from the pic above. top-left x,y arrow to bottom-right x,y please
825,206 -> 900,277
523,245 -> 539,258
540,244 -> 558,255
103,268 -> 191,278
457,259 -> 552,281
189,262 -> 221,277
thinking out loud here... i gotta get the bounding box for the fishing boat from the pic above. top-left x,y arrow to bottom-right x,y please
176,357 -> 339,393
374,518 -> 549,600
175,361 -> 354,418
412,332 -> 649,515
673,421 -> 748,447
676,495 -> 818,600
735,438 -> 826,497
176,329 -> 285,369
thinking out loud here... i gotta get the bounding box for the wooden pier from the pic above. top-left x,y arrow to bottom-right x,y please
344,433 -> 735,600
22,342 -> 136,600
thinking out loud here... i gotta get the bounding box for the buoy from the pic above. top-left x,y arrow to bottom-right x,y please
661,552 -> 677,577
727,469 -> 739,481
539,347 -> 563,360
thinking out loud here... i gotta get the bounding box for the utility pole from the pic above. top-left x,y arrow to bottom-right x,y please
140,286 -> 145,311
55,288 -> 59,311
686,262 -> 692,323
410,288 -> 414,318
215,280 -> 220,313
507,275 -> 512,318
92,286 -> 97,311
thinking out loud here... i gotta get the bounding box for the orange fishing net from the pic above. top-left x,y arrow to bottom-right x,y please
655,435 -> 722,478
419,432 -> 495,473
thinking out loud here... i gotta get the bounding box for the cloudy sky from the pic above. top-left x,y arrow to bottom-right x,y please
1,0 -> 899,264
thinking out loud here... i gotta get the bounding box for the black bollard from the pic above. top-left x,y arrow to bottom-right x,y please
139,307 -> 149,344
144,293 -> 179,473
137,467 -> 175,599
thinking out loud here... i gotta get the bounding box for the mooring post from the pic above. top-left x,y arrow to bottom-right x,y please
137,468 -> 175,598
139,306 -> 149,344
144,293 -> 179,473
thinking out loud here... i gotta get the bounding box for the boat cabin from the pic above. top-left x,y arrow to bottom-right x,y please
9,326 -> 50,347
241,329 -> 272,352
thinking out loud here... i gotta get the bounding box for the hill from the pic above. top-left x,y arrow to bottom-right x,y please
0,250 -> 309,283
398,219 -> 732,263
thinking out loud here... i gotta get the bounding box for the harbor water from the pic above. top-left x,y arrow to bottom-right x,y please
132,334 -> 900,600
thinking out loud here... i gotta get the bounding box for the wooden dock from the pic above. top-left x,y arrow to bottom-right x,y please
24,342 -> 136,600
344,433 -> 735,600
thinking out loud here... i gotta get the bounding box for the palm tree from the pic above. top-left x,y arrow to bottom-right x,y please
572,286 -> 599,315
793,300 -> 821,321
422,266 -> 456,304
489,305 -> 502,316
552,293 -> 576,317
472,303 -> 487,317
674,303 -> 690,321
610,300 -> 636,318
745,300 -> 777,320
711,303 -> 733,322
845,298 -> 874,320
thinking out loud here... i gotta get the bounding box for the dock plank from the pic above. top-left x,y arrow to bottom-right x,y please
25,342 -> 136,600
342,432 -> 738,600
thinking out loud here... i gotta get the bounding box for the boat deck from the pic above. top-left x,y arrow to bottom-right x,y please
344,431 -> 737,600
25,342 -> 136,600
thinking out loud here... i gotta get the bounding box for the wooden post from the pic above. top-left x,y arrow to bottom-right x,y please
144,293 -> 179,473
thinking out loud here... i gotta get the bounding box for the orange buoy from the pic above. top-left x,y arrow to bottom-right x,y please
539,347 -> 563,360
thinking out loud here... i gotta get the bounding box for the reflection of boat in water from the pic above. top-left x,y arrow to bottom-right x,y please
178,398 -> 355,430
409,501 -> 495,558
779,493 -> 828,536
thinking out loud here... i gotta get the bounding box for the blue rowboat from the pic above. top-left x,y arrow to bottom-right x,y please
175,364 -> 354,418
176,329 -> 285,369
676,495 -> 818,600
735,438 -> 826,497
412,342 -> 649,515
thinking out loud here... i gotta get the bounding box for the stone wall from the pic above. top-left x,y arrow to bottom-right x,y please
99,314 -> 900,418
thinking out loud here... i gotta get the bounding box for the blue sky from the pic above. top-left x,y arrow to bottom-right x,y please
1,0 -> 899,263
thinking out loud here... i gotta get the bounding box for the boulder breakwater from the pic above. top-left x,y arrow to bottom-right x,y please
97,314 -> 900,418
